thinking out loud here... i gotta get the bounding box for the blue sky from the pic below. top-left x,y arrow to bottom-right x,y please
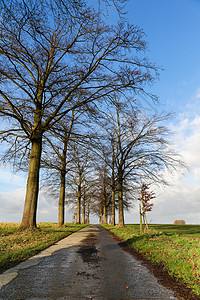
1,0 -> 200,224
133,0 -> 200,115
127,0 -> 200,113
125,0 -> 200,224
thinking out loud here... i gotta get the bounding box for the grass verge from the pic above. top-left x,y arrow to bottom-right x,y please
102,224 -> 200,296
0,222 -> 87,273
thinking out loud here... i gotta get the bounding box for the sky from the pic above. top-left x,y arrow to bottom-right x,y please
1,0 -> 200,224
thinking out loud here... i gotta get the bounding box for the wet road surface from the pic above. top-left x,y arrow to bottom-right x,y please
0,225 -> 177,299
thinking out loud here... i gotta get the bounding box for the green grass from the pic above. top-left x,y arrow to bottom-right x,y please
0,222 -> 87,273
102,224 -> 200,296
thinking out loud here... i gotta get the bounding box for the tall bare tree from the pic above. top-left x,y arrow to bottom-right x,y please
41,110 -> 79,226
0,0 -> 157,228
113,102 -> 184,226
66,142 -> 93,224
90,95 -> 185,227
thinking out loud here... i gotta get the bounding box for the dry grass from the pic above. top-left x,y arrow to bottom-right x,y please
0,222 -> 87,273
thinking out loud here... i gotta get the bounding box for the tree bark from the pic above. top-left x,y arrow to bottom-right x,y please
142,200 -> 149,231
86,200 -> 90,224
20,85 -> 43,229
58,171 -> 65,226
139,204 -> 143,234
111,139 -> 115,225
76,173 -> 82,224
58,111 -> 74,226
82,187 -> 86,224
102,167 -> 108,224
100,201 -> 103,224
58,144 -> 67,227
20,137 -> 42,229
116,106 -> 124,227
111,189 -> 115,226
118,167 -> 124,227
103,201 -> 108,224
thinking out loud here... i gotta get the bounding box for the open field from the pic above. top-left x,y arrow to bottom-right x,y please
0,222 -> 87,273
102,224 -> 200,296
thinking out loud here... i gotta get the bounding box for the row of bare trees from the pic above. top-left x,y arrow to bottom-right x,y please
0,0 -> 184,228
85,100 -> 183,227
37,97 -> 183,227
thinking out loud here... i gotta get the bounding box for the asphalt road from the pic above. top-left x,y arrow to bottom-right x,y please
0,225 -> 178,300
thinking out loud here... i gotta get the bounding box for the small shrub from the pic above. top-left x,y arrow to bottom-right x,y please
174,220 -> 186,225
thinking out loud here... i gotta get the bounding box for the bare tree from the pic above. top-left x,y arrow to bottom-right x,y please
41,106 -> 101,226
96,165 -> 112,224
82,178 -> 98,224
86,165 -> 112,224
113,101 -> 184,226
66,142 -> 93,224
91,96 -> 185,227
97,0 -> 128,17
40,110 -> 79,226
0,0 -> 157,228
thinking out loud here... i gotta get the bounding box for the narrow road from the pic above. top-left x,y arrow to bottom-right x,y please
0,225 -> 177,300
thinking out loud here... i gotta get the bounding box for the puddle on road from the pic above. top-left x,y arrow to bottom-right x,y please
78,247 -> 99,263
76,233 -> 101,283
77,234 -> 100,264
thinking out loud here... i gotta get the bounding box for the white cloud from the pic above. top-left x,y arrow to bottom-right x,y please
151,182 -> 200,224
0,165 -> 27,191
126,107 -> 200,225
0,186 -> 75,223
195,88 -> 200,99
126,182 -> 200,225
0,165 -> 59,223
194,168 -> 200,181
176,115 -> 200,173
0,188 -> 25,222
155,112 -> 200,223
1,99 -> 200,225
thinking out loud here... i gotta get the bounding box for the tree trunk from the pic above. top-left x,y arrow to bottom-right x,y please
142,200 -> 149,231
111,189 -> 115,226
86,200 -> 90,224
58,111 -> 74,226
139,204 -> 143,234
76,173 -> 82,224
76,194 -> 81,224
111,138 -> 115,226
103,202 -> 108,224
58,171 -> 65,226
118,167 -> 124,227
58,144 -> 67,227
82,187 -> 86,224
20,137 -> 42,229
103,167 -> 108,224
100,202 -> 103,224
117,107 -> 124,227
